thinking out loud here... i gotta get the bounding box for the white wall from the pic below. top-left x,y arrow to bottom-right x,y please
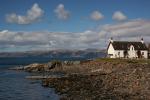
141,50 -> 148,58
107,43 -> 115,58
114,50 -> 124,58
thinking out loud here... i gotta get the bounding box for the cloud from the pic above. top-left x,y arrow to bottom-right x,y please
90,11 -> 104,21
1,19 -> 150,51
0,29 -> 103,51
112,11 -> 127,21
54,4 -> 70,20
6,3 -> 44,24
99,19 -> 150,42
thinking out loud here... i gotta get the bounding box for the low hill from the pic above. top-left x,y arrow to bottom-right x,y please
0,49 -> 106,59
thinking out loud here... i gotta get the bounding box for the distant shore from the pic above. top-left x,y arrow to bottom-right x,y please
11,58 -> 150,99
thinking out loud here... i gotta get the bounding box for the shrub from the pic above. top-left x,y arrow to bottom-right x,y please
49,60 -> 62,69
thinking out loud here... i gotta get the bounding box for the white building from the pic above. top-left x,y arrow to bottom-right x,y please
107,38 -> 148,59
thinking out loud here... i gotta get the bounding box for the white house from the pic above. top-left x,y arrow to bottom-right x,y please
107,38 -> 148,59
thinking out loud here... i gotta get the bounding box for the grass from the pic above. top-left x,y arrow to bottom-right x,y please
95,58 -> 150,64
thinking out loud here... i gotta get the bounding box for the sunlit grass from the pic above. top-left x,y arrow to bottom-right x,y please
95,58 -> 150,64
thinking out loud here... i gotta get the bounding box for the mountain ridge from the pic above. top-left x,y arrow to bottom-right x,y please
0,49 -> 106,58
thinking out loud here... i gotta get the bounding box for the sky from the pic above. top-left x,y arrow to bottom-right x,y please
0,0 -> 150,52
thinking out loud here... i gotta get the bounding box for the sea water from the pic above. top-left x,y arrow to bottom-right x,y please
0,57 -> 60,100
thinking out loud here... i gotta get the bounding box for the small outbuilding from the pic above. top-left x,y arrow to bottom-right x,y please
107,38 -> 148,59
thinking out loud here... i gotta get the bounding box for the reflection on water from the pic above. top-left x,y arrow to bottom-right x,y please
0,66 -> 59,100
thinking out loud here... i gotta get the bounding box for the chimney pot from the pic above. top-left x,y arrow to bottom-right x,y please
141,38 -> 144,44
110,37 -> 113,43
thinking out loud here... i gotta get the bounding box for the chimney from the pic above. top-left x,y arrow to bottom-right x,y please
141,38 -> 144,44
110,37 -> 113,43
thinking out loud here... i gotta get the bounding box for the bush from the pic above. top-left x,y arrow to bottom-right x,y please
49,60 -> 62,69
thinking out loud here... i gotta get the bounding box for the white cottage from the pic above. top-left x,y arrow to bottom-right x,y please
107,38 -> 148,59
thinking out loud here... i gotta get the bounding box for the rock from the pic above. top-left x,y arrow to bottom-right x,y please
23,63 -> 46,72
41,59 -> 150,99
9,66 -> 24,70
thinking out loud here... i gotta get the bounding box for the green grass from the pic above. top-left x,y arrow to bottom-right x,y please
95,58 -> 150,64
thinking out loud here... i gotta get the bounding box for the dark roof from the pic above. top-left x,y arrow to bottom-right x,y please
111,41 -> 148,50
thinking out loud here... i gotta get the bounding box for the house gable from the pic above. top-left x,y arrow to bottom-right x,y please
129,45 -> 135,51
107,42 -> 115,58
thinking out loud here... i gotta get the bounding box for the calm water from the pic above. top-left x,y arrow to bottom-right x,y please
0,57 -> 88,65
0,57 -> 62,100
0,55 -> 104,100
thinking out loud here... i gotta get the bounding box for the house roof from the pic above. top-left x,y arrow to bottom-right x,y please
111,41 -> 148,50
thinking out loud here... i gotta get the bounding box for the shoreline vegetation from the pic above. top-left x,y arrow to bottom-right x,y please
11,58 -> 150,100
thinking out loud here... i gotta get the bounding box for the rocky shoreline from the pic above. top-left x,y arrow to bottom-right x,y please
11,58 -> 150,100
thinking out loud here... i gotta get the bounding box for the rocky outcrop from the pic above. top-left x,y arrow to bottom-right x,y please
11,60 -> 82,72
42,59 -> 150,100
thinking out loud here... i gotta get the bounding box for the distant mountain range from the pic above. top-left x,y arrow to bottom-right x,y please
0,49 -> 106,59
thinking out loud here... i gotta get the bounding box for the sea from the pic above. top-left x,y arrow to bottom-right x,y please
0,57 -> 93,100
0,57 -> 61,100
0,56 -> 104,100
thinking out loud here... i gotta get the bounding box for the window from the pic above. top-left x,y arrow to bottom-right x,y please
132,47 -> 134,50
108,54 -> 113,58
118,52 -> 120,56
142,52 -> 144,55
109,54 -> 113,56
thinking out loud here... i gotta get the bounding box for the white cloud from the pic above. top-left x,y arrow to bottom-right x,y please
1,19 -> 150,51
0,30 -> 103,51
98,19 -> 150,43
54,4 -> 70,20
90,11 -> 104,21
112,11 -> 127,21
6,3 -> 44,24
